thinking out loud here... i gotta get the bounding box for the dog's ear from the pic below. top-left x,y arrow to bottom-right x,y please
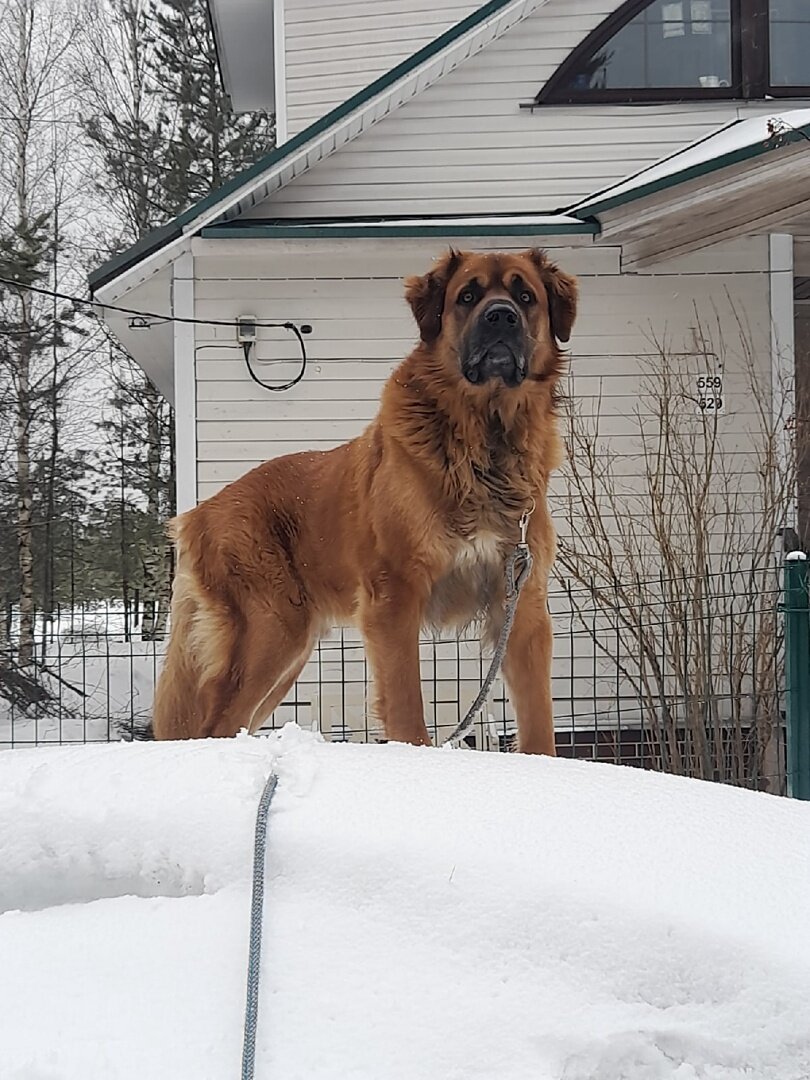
527,249 -> 578,344
404,249 -> 463,344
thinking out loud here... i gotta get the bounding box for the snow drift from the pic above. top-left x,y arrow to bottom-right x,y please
1,725 -> 809,1079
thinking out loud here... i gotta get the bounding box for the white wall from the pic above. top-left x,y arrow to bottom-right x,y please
192,236 -> 770,493
260,0 -> 808,216
284,0 -> 481,136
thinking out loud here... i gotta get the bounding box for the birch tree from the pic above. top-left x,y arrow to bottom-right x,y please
79,0 -> 173,637
79,0 -> 273,639
0,0 -> 87,664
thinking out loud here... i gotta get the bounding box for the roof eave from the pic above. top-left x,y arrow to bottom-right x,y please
89,0 -> 543,299
205,0 -> 275,114
198,217 -> 599,240
88,221 -> 181,295
570,119 -> 810,220
591,144 -> 810,269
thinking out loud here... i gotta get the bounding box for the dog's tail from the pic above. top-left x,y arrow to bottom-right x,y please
150,513 -> 228,740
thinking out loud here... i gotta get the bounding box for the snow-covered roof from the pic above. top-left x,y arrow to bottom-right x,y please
570,108 -> 810,218
4,726 -> 810,1077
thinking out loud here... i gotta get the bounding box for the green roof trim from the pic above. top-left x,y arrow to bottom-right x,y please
572,119 -> 810,218
200,219 -> 599,239
88,0 -> 522,294
88,220 -> 181,292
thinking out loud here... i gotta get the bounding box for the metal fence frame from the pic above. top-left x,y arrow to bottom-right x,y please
783,553 -> 810,799
1,563 -> 790,793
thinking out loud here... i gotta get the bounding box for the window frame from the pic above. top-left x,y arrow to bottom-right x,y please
765,0 -> 810,97
529,0 -> 810,107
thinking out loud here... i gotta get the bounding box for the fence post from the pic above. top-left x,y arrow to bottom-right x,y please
784,552 -> 810,799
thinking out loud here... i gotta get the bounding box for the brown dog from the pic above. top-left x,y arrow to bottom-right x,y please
151,249 -> 577,751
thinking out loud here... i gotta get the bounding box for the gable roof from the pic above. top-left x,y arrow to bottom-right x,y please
89,0 -> 545,298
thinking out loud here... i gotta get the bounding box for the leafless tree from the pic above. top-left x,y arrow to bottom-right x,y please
78,0 -> 174,638
77,0 -> 273,639
0,0 -> 90,664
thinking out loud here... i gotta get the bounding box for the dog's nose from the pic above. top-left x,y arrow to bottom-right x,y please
482,301 -> 519,328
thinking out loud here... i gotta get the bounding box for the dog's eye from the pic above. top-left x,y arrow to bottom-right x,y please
458,289 -> 475,305
518,290 -> 534,305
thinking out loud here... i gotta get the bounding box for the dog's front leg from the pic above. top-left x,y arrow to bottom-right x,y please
360,576 -> 431,747
502,577 -> 556,755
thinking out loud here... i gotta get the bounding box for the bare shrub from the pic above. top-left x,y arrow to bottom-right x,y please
556,313 -> 793,790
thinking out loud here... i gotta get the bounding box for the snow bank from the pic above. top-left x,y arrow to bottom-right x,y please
2,726 -> 810,1079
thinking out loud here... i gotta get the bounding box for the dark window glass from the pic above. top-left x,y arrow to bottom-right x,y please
560,0 -> 733,92
769,0 -> 810,87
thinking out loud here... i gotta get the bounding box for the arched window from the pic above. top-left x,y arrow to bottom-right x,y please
534,0 -> 810,105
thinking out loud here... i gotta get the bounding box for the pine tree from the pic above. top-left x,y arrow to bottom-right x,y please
80,0 -> 274,638
0,0 -> 87,664
149,0 -> 275,217
79,0 -> 168,240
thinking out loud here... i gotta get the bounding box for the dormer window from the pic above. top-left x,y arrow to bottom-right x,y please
534,0 -> 810,105
770,0 -> 810,88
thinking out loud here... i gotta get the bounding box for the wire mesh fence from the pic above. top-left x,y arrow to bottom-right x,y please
0,562 -> 787,793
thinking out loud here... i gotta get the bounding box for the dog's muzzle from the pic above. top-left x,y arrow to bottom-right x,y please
462,301 -> 527,388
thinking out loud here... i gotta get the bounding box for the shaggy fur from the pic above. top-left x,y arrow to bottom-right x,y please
151,249 -> 577,752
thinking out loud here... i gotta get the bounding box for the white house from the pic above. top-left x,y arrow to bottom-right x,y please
90,0 -> 810,765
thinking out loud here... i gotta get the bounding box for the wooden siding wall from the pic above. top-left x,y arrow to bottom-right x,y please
263,0 -> 808,216
796,239 -> 810,277
284,0 -> 480,137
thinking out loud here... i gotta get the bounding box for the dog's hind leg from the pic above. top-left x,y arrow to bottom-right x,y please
153,585 -> 315,740
194,607 -> 316,739
244,647 -> 312,735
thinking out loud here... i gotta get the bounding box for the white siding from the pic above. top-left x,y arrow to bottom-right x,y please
193,235 -> 770,491
284,0 -> 480,136
259,0 -> 809,216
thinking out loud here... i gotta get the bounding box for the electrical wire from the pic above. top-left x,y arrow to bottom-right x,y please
0,274 -> 312,393
0,274 -> 313,333
242,338 -> 306,393
194,341 -> 308,392
0,269 -> 779,395
0,255 -> 799,339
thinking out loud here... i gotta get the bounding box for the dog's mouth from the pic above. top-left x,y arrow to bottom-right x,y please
463,343 -> 527,388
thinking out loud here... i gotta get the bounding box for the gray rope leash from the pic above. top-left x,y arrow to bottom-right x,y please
237,509 -> 535,1075
241,769 -> 279,1080
443,530 -> 534,747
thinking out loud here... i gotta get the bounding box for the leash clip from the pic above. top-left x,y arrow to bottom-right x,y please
518,498 -> 536,547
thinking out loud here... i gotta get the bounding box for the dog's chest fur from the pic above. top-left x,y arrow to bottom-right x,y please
426,531 -> 504,632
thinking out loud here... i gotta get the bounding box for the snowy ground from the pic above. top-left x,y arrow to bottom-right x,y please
2,726 -> 809,1080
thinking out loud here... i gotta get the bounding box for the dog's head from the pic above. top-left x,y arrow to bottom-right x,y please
404,249 -> 577,389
